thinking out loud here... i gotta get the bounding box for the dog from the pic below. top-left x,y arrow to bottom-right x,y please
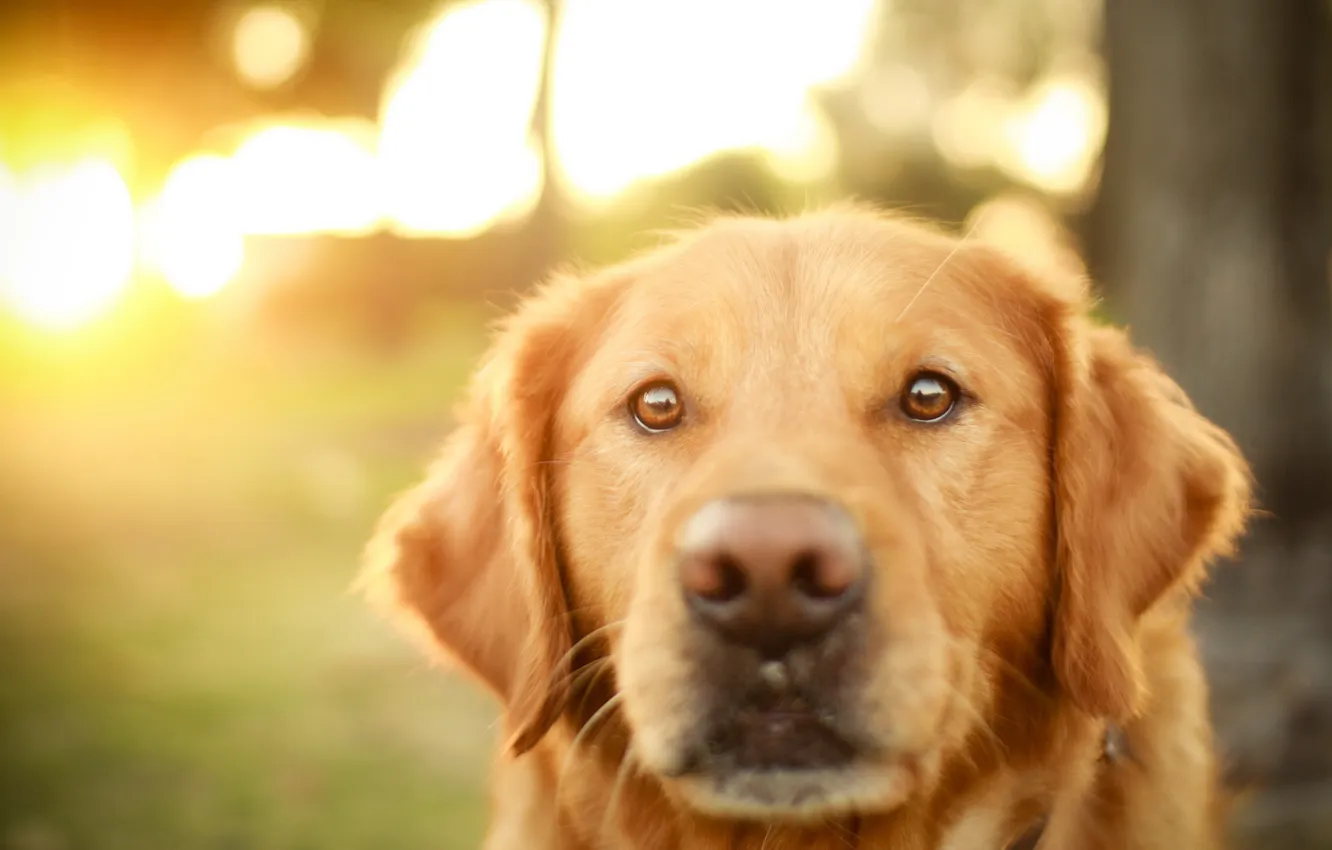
361,207 -> 1251,849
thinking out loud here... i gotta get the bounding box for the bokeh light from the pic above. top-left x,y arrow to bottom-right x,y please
140,155 -> 246,299
931,68 -> 1106,197
1005,74 -> 1107,195
550,0 -> 877,201
0,0 -> 1110,324
379,0 -> 547,237
231,4 -> 312,90
230,120 -> 383,236
931,76 -> 1020,171
0,159 -> 136,329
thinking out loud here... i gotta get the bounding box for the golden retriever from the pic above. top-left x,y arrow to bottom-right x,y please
361,207 -> 1251,849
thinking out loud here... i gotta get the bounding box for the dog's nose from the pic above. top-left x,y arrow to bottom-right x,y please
676,495 -> 867,657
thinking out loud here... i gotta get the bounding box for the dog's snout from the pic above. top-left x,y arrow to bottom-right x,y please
676,496 -> 866,657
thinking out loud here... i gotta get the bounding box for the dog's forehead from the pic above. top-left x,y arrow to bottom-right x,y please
600,217 -> 1027,363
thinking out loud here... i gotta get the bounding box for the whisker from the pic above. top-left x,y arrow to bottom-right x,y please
600,745 -> 638,843
546,655 -> 609,703
567,656 -> 609,687
557,692 -> 625,785
825,818 -> 859,850
574,692 -> 624,751
554,692 -> 626,815
546,619 -> 626,687
540,601 -> 601,628
976,644 -> 1057,708
574,657 -> 618,718
894,210 -> 988,322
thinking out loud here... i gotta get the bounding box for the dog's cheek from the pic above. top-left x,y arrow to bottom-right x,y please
860,599 -> 953,754
848,520 -> 955,754
616,590 -> 705,774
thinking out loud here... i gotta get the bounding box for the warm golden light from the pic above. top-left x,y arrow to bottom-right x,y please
0,159 -> 136,329
550,0 -> 875,201
0,0 -> 888,331
229,120 -> 382,236
761,104 -> 841,185
0,162 -> 15,253
931,76 -> 1019,171
232,4 -> 311,90
1005,75 -> 1106,195
931,67 -> 1106,197
379,0 -> 547,237
141,155 -> 246,299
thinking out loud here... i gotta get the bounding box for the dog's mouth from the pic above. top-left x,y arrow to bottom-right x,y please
700,694 -> 859,772
666,717 -> 913,822
650,660 -> 915,820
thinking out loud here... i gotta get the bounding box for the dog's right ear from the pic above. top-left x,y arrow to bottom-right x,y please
361,410 -> 527,701
359,272 -> 620,754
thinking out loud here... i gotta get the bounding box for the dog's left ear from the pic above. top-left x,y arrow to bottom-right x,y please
360,272 -> 619,754
1048,315 -> 1252,722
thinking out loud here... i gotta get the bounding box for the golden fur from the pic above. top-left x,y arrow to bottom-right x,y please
361,208 -> 1252,849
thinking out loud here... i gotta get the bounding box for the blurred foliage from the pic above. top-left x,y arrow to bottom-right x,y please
0,305 -> 499,849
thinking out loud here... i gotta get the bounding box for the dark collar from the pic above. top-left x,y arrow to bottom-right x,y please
1003,723 -> 1131,850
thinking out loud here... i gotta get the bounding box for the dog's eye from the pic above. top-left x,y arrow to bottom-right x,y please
630,381 -> 684,432
900,372 -> 958,422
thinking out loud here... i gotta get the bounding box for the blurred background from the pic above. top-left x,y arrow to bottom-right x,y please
0,0 -> 1329,847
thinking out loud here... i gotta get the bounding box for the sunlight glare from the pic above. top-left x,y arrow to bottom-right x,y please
0,162 -> 15,262
551,0 -> 876,201
230,120 -> 382,235
232,5 -> 311,90
379,0 -> 546,237
761,104 -> 841,185
142,155 -> 246,299
0,159 -> 135,329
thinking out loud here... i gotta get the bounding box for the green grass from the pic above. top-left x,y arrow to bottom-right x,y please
0,305 -> 502,849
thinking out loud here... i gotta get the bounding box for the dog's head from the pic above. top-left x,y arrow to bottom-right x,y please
361,209 -> 1250,822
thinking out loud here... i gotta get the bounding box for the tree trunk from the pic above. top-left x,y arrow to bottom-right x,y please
1090,0 -> 1332,845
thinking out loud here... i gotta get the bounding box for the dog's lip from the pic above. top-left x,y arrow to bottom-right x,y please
664,758 -> 921,822
664,700 -> 863,778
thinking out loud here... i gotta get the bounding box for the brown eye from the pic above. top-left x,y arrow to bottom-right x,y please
630,381 -> 684,432
900,372 -> 958,422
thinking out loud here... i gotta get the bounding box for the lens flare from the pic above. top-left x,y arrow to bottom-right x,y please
379,0 -> 547,237
141,155 -> 246,299
230,121 -> 382,236
0,159 -> 135,329
550,0 -> 874,200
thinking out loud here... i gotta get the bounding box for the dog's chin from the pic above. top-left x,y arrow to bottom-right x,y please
668,762 -> 916,822
631,684 -> 930,821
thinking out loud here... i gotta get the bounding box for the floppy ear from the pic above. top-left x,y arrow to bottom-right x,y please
1049,318 -> 1252,721
360,275 -> 611,754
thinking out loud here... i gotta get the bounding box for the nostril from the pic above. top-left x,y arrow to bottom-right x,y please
708,554 -> 748,603
789,551 -> 824,598
681,552 -> 748,603
789,549 -> 854,600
